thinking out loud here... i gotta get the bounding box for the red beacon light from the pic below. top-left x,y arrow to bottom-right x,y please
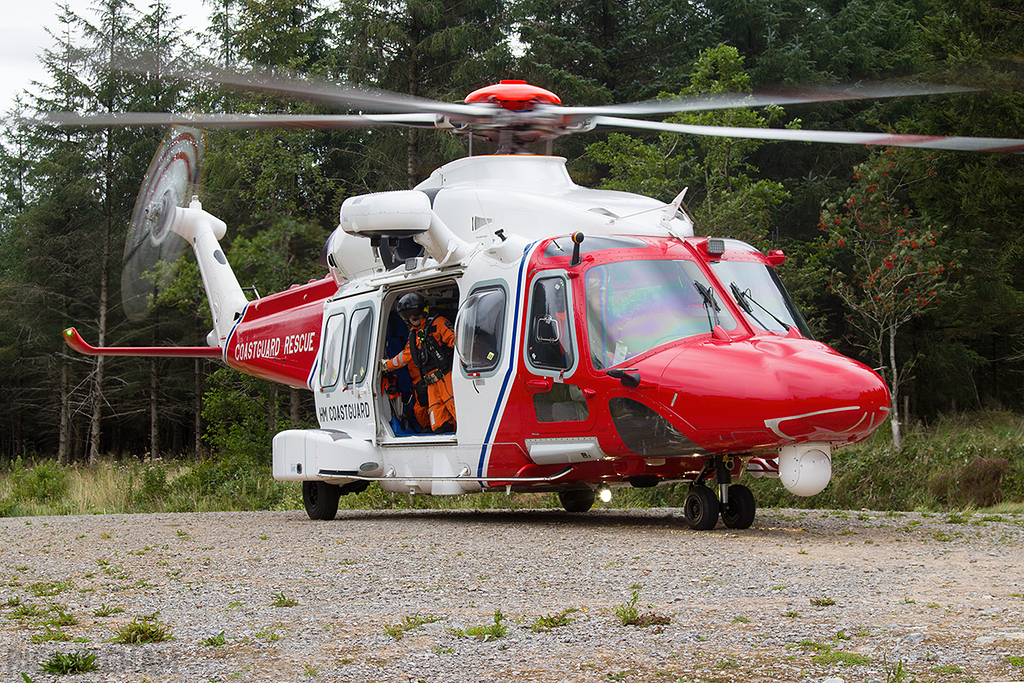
464,80 -> 562,111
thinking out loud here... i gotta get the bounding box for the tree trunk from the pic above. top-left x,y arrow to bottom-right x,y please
59,360 -> 70,466
150,358 -> 160,459
290,387 -> 301,428
888,323 -> 902,450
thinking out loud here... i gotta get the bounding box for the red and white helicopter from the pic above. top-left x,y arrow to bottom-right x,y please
54,74 -> 1024,529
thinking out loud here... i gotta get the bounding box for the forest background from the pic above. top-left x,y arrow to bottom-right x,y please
1,0 -> 1023,514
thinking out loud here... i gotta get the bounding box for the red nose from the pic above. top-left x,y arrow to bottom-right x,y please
646,337 -> 890,451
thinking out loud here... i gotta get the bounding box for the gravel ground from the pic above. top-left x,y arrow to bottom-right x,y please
1,506 -> 1023,683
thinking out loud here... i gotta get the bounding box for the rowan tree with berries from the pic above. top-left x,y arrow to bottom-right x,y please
820,149 -> 960,450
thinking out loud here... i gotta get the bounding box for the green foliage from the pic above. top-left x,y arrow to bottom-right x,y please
383,613 -> 441,640
530,608 -> 578,632
270,591 -> 299,607
111,615 -> 173,644
613,586 -> 671,627
587,45 -> 792,245
200,631 -> 227,647
39,650 -> 98,675
449,610 -> 507,641
8,459 -> 69,503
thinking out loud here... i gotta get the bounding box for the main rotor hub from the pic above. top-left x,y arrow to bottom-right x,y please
464,80 -> 561,111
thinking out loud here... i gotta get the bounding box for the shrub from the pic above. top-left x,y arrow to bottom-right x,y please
9,459 -> 68,503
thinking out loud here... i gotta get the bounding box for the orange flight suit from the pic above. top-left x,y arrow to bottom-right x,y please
385,317 -> 457,432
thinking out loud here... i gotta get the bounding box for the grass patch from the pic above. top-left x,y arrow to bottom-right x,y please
200,631 -> 227,647
111,615 -> 173,644
383,614 -> 441,640
449,610 -> 508,641
530,608 -> 578,632
270,591 -> 298,607
39,650 -> 98,675
613,586 -> 671,627
92,604 -> 124,617
813,651 -> 872,666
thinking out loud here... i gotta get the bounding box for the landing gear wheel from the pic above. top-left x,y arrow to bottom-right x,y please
559,489 -> 596,513
720,484 -> 756,529
683,485 -> 719,530
302,481 -> 341,520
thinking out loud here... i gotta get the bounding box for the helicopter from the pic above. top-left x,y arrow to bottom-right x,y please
54,73 -> 1024,530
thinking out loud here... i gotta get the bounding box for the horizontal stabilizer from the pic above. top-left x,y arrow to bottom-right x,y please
63,327 -> 222,358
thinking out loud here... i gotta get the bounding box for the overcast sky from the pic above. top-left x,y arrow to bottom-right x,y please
1,0 -> 209,114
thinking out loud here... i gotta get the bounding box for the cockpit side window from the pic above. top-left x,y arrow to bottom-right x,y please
585,259 -> 736,368
526,276 -> 574,372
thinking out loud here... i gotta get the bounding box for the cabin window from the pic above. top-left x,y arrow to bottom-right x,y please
585,259 -> 737,368
455,286 -> 506,373
344,306 -> 373,386
319,312 -> 346,390
527,276 -> 575,372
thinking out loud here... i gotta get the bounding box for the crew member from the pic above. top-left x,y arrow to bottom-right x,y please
383,293 -> 457,433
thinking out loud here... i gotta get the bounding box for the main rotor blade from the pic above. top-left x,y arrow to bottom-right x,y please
593,116 -> 1024,153
39,111 -> 439,130
154,64 -> 491,120
561,82 -> 977,119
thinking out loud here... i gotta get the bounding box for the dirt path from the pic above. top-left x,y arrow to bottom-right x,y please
1,507 -> 1023,682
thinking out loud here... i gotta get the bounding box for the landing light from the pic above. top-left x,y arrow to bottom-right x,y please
598,486 -> 612,503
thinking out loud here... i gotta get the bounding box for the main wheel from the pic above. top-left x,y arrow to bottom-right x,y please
559,489 -> 596,513
720,484 -> 756,529
683,485 -> 719,530
302,481 -> 341,520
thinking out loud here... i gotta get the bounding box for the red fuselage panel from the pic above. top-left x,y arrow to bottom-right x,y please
224,277 -> 337,389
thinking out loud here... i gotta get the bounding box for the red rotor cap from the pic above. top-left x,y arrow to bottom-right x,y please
464,80 -> 562,111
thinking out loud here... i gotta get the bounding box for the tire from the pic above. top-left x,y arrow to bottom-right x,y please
721,484 -> 756,529
302,481 -> 341,520
683,485 -> 719,530
559,489 -> 596,513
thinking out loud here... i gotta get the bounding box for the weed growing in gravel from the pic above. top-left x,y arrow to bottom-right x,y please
200,631 -> 227,647
270,591 -> 299,607
92,604 -> 124,617
28,580 -> 72,597
9,603 -> 47,620
814,651 -> 871,666
613,586 -> 671,627
529,608 -> 578,632
1007,655 -> 1024,666
111,615 -> 173,644
384,614 -> 441,640
449,610 -> 508,641
810,596 -> 836,607
30,625 -> 71,643
39,649 -> 98,675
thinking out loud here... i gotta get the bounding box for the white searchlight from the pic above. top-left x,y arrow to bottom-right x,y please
777,444 -> 832,497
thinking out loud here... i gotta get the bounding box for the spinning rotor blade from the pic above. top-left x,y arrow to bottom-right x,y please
144,63 -> 492,121
593,115 -> 1024,153
122,126 -> 204,320
558,82 -> 978,120
41,111 -> 439,130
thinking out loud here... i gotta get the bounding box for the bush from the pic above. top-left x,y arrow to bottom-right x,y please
9,458 -> 68,503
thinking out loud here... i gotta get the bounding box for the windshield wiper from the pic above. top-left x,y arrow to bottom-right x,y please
693,281 -> 721,331
730,282 -> 790,332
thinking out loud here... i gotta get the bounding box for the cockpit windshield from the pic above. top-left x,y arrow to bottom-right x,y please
710,260 -> 814,338
585,259 -> 737,369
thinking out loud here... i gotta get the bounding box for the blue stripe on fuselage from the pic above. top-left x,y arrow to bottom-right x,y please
476,244 -> 535,478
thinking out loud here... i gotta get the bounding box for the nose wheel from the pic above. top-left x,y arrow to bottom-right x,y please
682,483 -> 756,531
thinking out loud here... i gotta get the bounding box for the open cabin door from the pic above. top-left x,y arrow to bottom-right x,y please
312,294 -> 380,440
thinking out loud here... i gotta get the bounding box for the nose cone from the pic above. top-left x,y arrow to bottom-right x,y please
651,337 -> 890,449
